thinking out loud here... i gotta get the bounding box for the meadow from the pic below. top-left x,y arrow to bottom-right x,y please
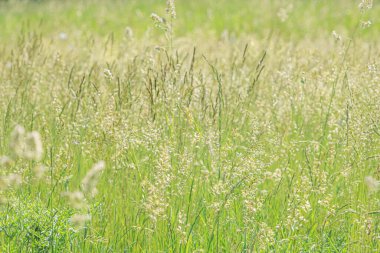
0,0 -> 379,252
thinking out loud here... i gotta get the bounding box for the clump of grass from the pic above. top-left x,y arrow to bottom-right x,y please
0,125 -> 105,250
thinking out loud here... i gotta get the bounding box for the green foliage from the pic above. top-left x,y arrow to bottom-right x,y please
0,199 -> 75,252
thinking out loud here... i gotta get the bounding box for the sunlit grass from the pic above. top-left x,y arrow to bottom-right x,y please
0,0 -> 379,252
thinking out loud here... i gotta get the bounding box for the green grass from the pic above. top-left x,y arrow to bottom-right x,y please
0,0 -> 379,252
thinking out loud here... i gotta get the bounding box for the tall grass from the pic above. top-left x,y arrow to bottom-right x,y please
0,0 -> 379,252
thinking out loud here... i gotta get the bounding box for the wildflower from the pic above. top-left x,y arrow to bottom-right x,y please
81,161 -> 105,197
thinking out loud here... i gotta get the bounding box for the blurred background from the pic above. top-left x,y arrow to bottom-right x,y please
0,0 -> 378,42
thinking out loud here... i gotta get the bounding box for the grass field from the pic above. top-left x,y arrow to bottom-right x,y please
0,0 -> 379,252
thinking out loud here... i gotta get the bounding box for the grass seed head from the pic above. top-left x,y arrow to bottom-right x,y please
166,0 -> 176,19
360,20 -> 372,29
69,214 -> 91,228
33,165 -> 47,179
332,30 -> 342,41
9,125 -> 43,161
0,156 -> 13,168
359,0 -> 373,10
23,131 -> 43,161
365,176 -> 379,192
81,161 -> 105,197
62,191 -> 87,209
10,125 -> 26,158
125,26 -> 134,39
151,13 -> 166,27
103,68 -> 113,80
0,173 -> 22,190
